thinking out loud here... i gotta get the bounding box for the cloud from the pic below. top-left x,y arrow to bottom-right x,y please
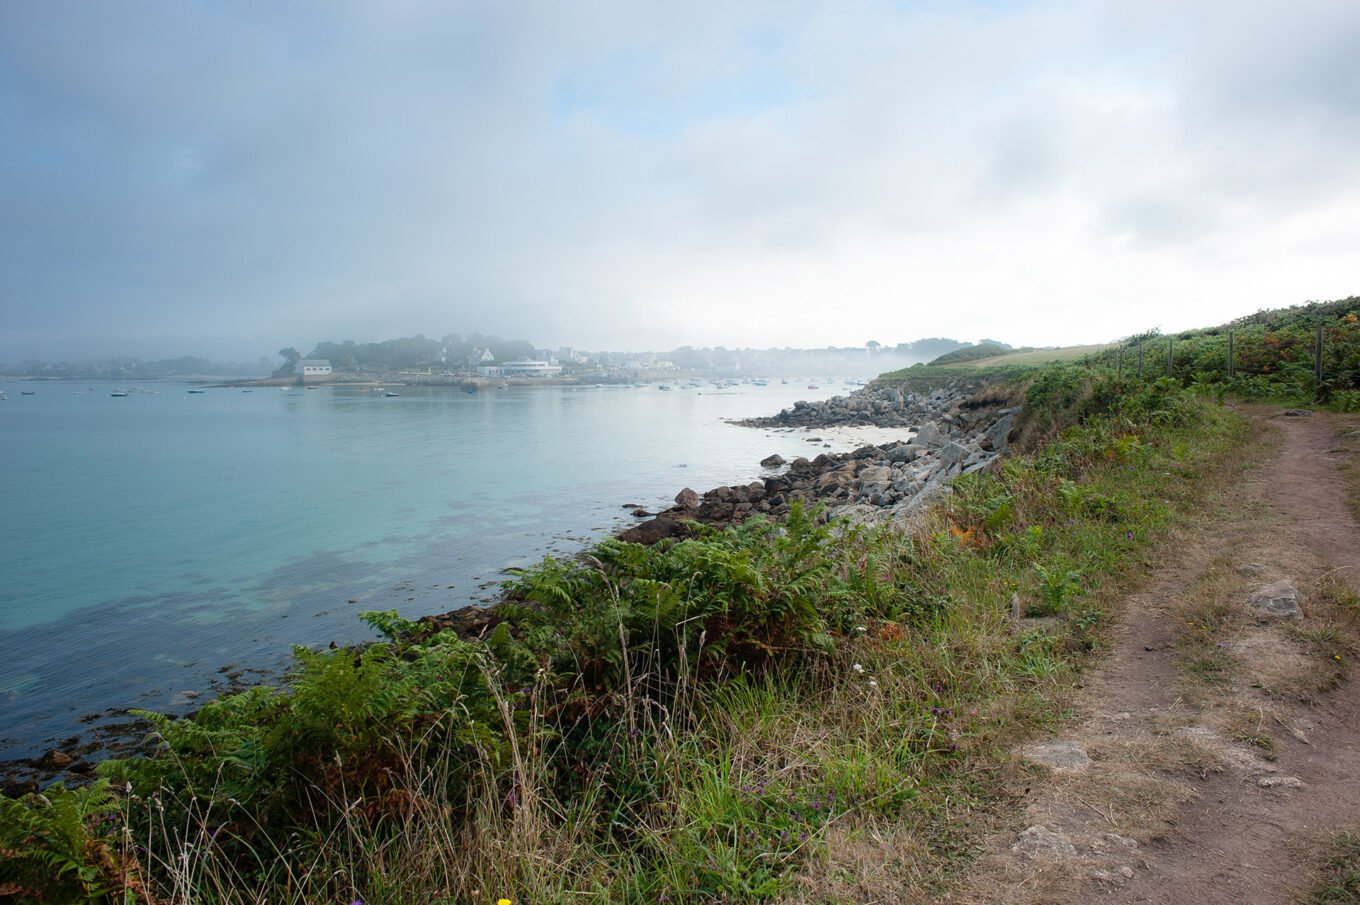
1,0 -> 1357,361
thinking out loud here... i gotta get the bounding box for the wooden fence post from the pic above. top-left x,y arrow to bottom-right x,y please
1315,325 -> 1324,400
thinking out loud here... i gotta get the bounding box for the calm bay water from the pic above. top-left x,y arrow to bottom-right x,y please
0,379 -> 899,761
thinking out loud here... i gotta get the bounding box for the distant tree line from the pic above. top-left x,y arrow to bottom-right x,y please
298,333 -> 538,372
3,355 -> 273,379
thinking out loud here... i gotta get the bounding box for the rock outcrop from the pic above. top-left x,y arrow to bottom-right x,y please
620,380 -> 1021,541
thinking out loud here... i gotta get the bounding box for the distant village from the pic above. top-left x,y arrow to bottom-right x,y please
2,334 -> 991,382
278,334 -> 980,384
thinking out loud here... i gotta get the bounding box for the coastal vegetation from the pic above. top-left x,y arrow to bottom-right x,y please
1,367 -> 1251,903
882,296 -> 1360,412
1097,295 -> 1360,410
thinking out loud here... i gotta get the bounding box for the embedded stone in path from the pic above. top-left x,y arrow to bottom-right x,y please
1256,775 -> 1305,789
1012,825 -> 1077,860
1022,740 -> 1091,771
1248,580 -> 1305,621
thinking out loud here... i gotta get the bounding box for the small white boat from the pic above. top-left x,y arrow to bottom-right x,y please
384,391 -> 400,397
110,390 -> 129,397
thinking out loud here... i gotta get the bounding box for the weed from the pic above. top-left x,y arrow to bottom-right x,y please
1297,830 -> 1360,905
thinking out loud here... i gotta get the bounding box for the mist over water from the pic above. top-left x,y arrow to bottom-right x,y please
0,380 -> 903,760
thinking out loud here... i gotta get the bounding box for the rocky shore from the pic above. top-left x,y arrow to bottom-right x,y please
418,378 -> 1020,641
618,379 -> 1020,544
733,377 -> 994,429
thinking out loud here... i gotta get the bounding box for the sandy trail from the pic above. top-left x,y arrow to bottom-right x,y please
952,409 -> 1360,904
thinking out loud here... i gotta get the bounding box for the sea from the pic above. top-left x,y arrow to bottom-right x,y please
0,379 -> 905,764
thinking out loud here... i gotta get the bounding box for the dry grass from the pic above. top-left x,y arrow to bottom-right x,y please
1334,413 -> 1360,525
1294,830 -> 1360,905
940,345 -> 1117,370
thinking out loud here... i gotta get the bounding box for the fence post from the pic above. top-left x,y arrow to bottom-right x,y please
1227,330 -> 1234,380
1167,337 -> 1174,376
1315,325 -> 1324,400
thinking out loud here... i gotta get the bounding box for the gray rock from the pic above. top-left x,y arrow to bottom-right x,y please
962,454 -> 1000,475
760,453 -> 786,468
886,443 -> 926,463
1022,741 -> 1091,771
1256,775 -> 1305,788
985,412 -> 1017,452
1012,825 -> 1076,860
895,462 -> 959,518
913,421 -> 944,448
937,441 -> 970,468
828,503 -> 887,527
1248,580 -> 1305,621
855,464 -> 893,493
674,488 -> 699,509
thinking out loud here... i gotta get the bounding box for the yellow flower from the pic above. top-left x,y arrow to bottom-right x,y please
498,899 -> 512,905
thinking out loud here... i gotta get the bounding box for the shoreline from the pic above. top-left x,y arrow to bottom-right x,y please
1,376 -> 1017,792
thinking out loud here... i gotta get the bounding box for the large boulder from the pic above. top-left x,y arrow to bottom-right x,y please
937,441 -> 971,469
886,444 -> 926,463
760,453 -> 786,468
619,517 -> 694,546
675,487 -> 699,509
985,412 -> 1017,452
914,421 -> 944,448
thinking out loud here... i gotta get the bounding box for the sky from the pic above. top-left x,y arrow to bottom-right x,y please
2,0 -> 1357,362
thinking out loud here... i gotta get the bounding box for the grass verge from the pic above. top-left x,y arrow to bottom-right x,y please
1297,831 -> 1360,905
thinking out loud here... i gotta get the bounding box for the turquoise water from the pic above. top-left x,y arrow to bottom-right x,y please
0,380 -> 883,760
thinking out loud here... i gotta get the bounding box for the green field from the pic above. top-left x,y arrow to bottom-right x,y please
939,343 -> 1116,369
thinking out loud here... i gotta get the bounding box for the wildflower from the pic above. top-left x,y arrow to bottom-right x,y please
1335,655 -> 1343,661
854,625 -> 867,633
852,663 -> 864,673
868,679 -> 879,688
498,899 -> 512,905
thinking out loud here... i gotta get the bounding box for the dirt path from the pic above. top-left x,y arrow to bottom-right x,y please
954,409 -> 1360,904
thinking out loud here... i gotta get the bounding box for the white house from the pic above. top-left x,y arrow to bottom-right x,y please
498,360 -> 563,377
296,359 -> 332,377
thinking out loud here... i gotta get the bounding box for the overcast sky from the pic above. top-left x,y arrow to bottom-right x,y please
2,1 -> 1357,361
